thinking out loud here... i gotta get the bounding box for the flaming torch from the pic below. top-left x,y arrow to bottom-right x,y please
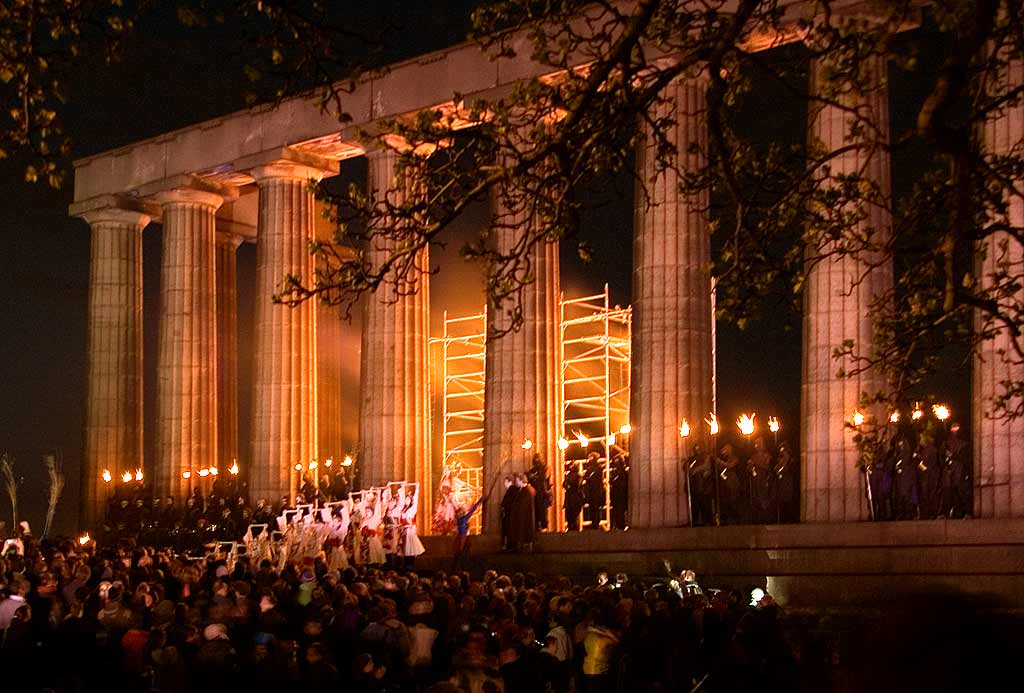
576,432 -> 590,449
134,468 -> 143,482
101,469 -> 112,483
705,412 -> 720,436
737,413 -> 756,437
182,470 -> 192,480
679,419 -> 691,439
521,439 -> 533,451
342,455 -> 353,467
558,437 -> 570,451
229,461 -> 239,475
933,403 -> 951,422
852,410 -> 866,427
889,410 -> 900,424
768,416 -> 780,446
121,470 -> 133,484
78,532 -> 90,546
911,403 -> 924,422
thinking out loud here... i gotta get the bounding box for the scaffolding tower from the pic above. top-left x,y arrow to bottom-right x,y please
433,309 -> 487,534
560,285 -> 631,530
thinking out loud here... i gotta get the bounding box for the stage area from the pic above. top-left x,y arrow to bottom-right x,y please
419,519 -> 1024,608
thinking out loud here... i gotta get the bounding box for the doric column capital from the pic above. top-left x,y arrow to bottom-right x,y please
251,161 -> 333,184
154,188 -> 224,211
216,231 -> 247,250
77,206 -> 151,229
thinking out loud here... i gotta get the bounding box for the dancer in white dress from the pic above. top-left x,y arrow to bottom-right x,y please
399,483 -> 426,567
359,491 -> 387,565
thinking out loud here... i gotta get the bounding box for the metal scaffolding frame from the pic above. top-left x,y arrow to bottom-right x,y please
560,285 -> 631,530
432,309 -> 487,535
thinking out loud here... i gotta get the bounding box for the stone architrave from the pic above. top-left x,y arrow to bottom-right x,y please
801,55 -> 893,522
359,148 -> 432,520
250,163 -> 322,503
481,182 -> 562,535
974,54 -> 1024,518
216,232 -> 245,470
79,207 -> 150,528
154,189 -> 223,500
629,75 -> 714,529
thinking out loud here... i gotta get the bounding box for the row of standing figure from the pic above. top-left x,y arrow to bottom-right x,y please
865,422 -> 971,520
563,451 -> 630,531
685,438 -> 798,526
246,482 -> 425,571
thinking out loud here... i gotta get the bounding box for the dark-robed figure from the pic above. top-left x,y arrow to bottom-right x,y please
609,453 -> 629,530
687,447 -> 715,527
508,474 -> 536,551
563,463 -> 585,531
942,423 -> 971,518
583,453 -> 605,530
527,453 -> 552,531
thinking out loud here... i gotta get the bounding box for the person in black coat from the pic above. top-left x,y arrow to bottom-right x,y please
609,453 -> 629,530
563,464 -> 585,531
583,453 -> 605,530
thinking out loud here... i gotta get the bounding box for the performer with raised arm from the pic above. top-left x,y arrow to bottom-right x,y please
399,482 -> 426,568
360,489 -> 387,565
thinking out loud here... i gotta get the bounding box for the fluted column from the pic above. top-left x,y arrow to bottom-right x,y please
154,189 -> 222,500
318,298 -> 343,463
801,55 -> 893,522
359,148 -> 432,521
481,191 -> 562,535
974,54 -> 1024,518
629,76 -> 713,529
80,208 -> 149,529
250,163 -> 321,503
216,232 -> 244,470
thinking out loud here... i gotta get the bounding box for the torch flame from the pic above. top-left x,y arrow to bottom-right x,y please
576,432 -> 589,448
889,411 -> 900,423
933,404 -> 951,421
182,470 -> 192,479
210,466 -> 218,476
852,410 -> 866,427
308,460 -> 318,470
608,432 -> 617,446
557,437 -> 569,451
121,471 -> 133,483
342,455 -> 353,467
619,423 -> 632,435
679,419 -> 691,438
229,461 -> 239,475
134,468 -> 143,482
737,413 -> 756,436
768,417 -> 780,433
324,458 -> 332,468
293,463 -> 303,472
101,469 -> 112,483
78,533 -> 90,546
521,439 -> 533,450
911,403 -> 924,421
198,468 -> 210,477
705,412 -> 720,435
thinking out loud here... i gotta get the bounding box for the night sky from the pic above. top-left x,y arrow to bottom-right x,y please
0,5 -> 960,534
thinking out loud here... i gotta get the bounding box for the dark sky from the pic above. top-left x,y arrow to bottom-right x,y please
0,5 -> 959,534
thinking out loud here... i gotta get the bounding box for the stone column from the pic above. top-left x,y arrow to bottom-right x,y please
801,55 -> 893,522
629,76 -> 713,528
154,189 -> 222,500
216,232 -> 244,470
481,189 -> 562,535
318,298 -> 343,463
80,208 -> 149,529
974,54 -> 1024,518
359,148 -> 432,520
250,163 -> 320,503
